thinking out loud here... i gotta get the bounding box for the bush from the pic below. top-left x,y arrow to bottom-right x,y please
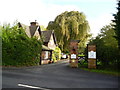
2,24 -> 42,66
52,47 -> 61,62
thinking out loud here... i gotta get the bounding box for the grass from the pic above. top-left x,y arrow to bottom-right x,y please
81,68 -> 120,76
78,63 -> 120,76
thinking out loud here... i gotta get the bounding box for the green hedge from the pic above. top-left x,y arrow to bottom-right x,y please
2,24 -> 42,66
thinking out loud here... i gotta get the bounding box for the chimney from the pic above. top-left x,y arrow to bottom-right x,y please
30,20 -> 38,26
30,22 -> 37,26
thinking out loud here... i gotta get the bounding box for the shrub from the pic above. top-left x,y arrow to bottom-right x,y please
2,24 -> 42,66
52,47 -> 61,62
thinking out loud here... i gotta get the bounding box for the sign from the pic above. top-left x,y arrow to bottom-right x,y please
71,54 -> 76,59
87,45 -> 96,69
88,51 -> 96,59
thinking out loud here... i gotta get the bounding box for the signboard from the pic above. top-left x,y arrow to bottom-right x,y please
71,54 -> 76,59
87,45 -> 96,69
88,51 -> 96,59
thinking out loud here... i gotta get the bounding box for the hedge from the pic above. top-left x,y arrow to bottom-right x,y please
2,24 -> 42,66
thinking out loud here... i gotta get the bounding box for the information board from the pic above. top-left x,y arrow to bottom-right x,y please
88,51 -> 96,59
71,54 -> 76,59
87,45 -> 96,69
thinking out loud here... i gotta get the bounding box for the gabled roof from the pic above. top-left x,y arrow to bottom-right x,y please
29,26 -> 37,37
18,23 -> 30,37
41,30 -> 53,43
41,30 -> 57,45
18,22 -> 41,38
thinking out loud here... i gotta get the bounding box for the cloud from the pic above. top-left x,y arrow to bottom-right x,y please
42,0 -> 115,3
0,0 -> 80,26
0,0 -> 115,37
42,4 -> 80,25
0,0 -> 36,23
88,13 -> 114,37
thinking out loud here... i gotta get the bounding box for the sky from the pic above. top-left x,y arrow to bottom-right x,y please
0,0 -> 117,37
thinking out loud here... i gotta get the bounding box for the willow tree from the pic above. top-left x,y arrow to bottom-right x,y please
47,11 -> 90,52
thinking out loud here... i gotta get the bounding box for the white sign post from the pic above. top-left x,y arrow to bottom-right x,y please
88,51 -> 96,59
71,54 -> 76,59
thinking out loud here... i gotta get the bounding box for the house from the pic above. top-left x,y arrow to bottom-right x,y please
18,22 -> 41,39
41,30 -> 57,50
18,21 -> 54,65
41,30 -> 57,64
18,21 -> 58,65
41,45 -> 53,64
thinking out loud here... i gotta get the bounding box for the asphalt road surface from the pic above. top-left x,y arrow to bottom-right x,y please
2,60 -> 119,89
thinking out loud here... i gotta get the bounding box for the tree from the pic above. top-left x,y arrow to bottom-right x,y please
40,25 -> 46,31
88,24 -> 119,68
112,1 -> 120,50
47,11 -> 91,52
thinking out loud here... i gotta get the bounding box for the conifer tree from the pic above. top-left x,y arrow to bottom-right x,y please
113,1 -> 120,50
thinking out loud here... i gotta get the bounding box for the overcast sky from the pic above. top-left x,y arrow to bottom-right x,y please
0,0 -> 117,36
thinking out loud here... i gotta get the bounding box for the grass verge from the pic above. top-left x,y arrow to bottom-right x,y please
80,68 -> 120,76
78,63 -> 120,76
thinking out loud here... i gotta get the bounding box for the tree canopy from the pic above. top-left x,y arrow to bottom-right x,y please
112,1 -> 120,50
47,11 -> 91,52
40,25 -> 46,31
88,23 -> 119,67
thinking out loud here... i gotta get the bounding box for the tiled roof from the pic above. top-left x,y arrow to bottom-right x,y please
18,22 -> 41,38
29,25 -> 39,37
41,30 -> 53,43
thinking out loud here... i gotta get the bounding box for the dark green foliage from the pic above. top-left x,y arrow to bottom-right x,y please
88,24 -> 119,69
2,24 -> 42,66
112,1 -> 120,50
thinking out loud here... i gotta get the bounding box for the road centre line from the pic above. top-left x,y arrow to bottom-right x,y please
18,83 -> 51,90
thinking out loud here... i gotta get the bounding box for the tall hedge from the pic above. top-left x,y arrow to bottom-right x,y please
2,24 -> 42,66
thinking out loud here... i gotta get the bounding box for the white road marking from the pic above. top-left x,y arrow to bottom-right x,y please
18,83 -> 51,90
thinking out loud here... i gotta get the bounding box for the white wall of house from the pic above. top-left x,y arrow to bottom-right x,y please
48,34 -> 56,50
44,51 -> 49,59
34,29 -> 41,40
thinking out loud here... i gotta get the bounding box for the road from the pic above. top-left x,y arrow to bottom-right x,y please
2,60 -> 119,89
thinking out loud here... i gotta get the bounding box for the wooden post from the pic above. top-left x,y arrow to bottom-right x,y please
69,40 -> 80,68
88,45 -> 96,69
